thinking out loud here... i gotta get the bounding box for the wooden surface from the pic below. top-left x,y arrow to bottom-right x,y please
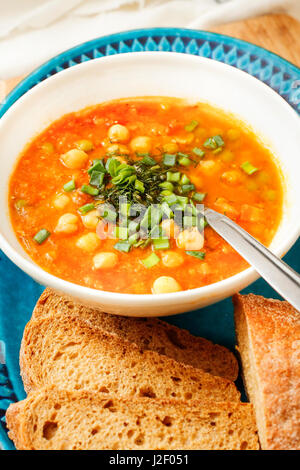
3,13 -> 300,97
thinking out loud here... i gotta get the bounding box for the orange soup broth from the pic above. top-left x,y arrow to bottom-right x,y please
9,98 -> 283,294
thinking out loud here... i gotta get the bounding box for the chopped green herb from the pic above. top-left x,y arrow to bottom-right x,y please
153,238 -> 170,250
204,135 -> 224,150
192,147 -> 205,158
81,184 -> 100,196
141,155 -> 156,166
33,229 -> 50,244
241,161 -> 258,175
192,192 -> 206,202
167,171 -> 181,183
163,154 -> 176,166
178,155 -> 192,167
63,179 -> 76,192
160,190 -> 174,197
135,179 -> 145,193
164,194 -> 178,205
79,203 -> 95,214
114,240 -> 132,253
114,226 -> 129,240
180,174 -> 190,186
141,252 -> 160,268
181,184 -> 195,193
186,251 -> 206,259
87,159 -> 105,175
159,181 -> 174,192
89,171 -> 104,188
185,120 -> 198,132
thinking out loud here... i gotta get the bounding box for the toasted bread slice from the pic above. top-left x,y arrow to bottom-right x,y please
234,294 -> 300,450
20,313 -> 239,402
32,288 -> 238,381
6,387 -> 259,450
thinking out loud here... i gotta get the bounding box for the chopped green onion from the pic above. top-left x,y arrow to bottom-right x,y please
178,156 -> 192,166
63,179 -> 76,192
114,241 -> 131,253
89,171 -> 104,188
75,139 -> 93,152
153,238 -> 170,250
135,179 -> 145,193
160,190 -> 174,197
163,154 -> 176,166
87,159 -> 105,175
183,216 -> 197,228
167,171 -> 181,183
33,229 -> 50,244
192,147 -> 205,158
128,220 -> 140,234
164,194 -> 178,205
106,157 -> 121,176
180,174 -> 190,185
81,184 -> 100,196
186,251 -> 206,259
142,155 -> 156,166
114,226 -> 129,240
141,252 -> 160,268
176,195 -> 189,205
204,135 -> 224,150
159,181 -> 174,192
101,205 -> 116,223
241,161 -> 258,175
79,203 -> 95,214
181,184 -> 195,193
192,192 -> 206,202
185,120 -> 198,132
161,203 -> 174,219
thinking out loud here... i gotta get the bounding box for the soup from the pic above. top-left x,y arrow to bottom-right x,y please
9,98 -> 283,294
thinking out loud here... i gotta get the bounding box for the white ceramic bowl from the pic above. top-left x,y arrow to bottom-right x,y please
0,52 -> 300,316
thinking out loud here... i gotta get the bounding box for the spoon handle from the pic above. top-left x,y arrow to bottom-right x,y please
204,208 -> 300,311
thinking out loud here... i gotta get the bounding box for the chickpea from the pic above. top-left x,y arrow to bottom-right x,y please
174,133 -> 194,145
163,142 -> 178,153
161,251 -> 184,268
93,252 -> 118,269
176,227 -> 204,251
106,143 -> 129,155
53,193 -> 70,210
75,139 -> 93,152
81,210 -> 99,229
161,219 -> 180,239
240,204 -> 263,222
220,150 -> 234,162
76,232 -> 100,252
60,149 -> 88,169
130,136 -> 152,154
214,197 -> 239,219
55,213 -> 78,234
152,276 -> 182,294
108,124 -> 130,143
199,160 -> 220,174
221,170 -> 242,186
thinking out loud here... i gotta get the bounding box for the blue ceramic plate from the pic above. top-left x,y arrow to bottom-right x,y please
1,28 -> 300,450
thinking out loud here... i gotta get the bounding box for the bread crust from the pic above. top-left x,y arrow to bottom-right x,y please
31,288 -> 238,381
233,293 -> 300,450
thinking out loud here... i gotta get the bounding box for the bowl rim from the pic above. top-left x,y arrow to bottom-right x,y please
1,51 -> 300,305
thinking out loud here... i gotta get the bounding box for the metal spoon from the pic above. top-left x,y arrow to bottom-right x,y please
204,208 -> 300,311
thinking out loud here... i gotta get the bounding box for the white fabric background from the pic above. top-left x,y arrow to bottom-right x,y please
0,0 -> 299,78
